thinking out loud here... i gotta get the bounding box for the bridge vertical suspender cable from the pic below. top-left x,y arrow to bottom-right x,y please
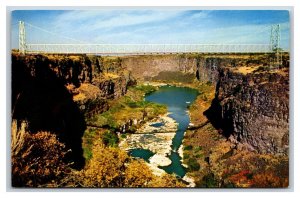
18,20 -> 279,54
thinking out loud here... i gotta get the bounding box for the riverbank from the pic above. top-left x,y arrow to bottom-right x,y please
119,114 -> 177,168
182,71 -> 289,188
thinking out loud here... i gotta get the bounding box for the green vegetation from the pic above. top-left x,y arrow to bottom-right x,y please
183,145 -> 193,150
133,84 -> 157,95
83,147 -> 93,161
194,146 -> 203,153
183,153 -> 190,160
194,154 -> 204,159
102,131 -> 119,147
86,84 -> 167,130
197,173 -> 218,188
187,158 -> 200,171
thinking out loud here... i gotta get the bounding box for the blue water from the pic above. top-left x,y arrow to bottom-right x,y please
129,149 -> 154,162
150,122 -> 165,128
145,85 -> 198,177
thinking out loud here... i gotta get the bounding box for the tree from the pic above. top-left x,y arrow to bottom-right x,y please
11,120 -> 69,187
124,159 -> 154,187
79,141 -> 128,187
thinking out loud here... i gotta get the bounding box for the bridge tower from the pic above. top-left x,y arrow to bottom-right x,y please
18,21 -> 26,54
270,24 -> 282,68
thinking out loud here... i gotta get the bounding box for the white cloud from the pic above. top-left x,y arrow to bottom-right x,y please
11,10 -> 289,50
52,10 -> 185,33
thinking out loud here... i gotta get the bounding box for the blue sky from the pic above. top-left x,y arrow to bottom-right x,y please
11,10 -> 290,49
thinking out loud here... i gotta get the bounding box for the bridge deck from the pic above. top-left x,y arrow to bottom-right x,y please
25,44 -> 273,54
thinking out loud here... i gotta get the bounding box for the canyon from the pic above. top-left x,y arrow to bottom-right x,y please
11,52 -> 289,187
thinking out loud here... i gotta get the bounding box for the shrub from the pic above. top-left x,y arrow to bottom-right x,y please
134,85 -> 156,94
184,145 -> 193,150
198,173 -> 218,188
252,172 -> 288,188
149,174 -> 186,188
11,120 -> 69,187
124,159 -> 154,187
195,154 -> 204,158
83,147 -> 93,161
183,153 -> 190,160
187,158 -> 200,171
79,141 -> 128,187
78,140 -> 168,188
194,146 -> 203,152
102,131 -> 119,147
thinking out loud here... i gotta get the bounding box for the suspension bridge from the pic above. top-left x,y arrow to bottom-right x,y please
16,21 -> 281,55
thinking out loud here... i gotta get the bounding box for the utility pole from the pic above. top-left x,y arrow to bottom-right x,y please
19,21 -> 26,54
270,24 -> 282,68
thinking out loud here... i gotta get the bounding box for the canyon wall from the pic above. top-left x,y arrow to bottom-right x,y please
12,52 -> 290,162
205,67 -> 289,155
120,54 -> 277,83
11,53 -> 135,168
121,54 -> 220,83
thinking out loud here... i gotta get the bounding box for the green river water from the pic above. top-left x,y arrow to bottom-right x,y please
130,85 -> 198,178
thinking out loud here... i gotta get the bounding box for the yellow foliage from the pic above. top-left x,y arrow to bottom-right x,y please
124,159 -> 154,187
80,141 -> 128,187
78,140 -> 186,188
104,72 -> 120,79
150,174 -> 186,188
11,123 -> 69,187
73,92 -> 86,101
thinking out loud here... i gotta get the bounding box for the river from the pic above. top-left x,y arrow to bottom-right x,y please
130,85 -> 198,177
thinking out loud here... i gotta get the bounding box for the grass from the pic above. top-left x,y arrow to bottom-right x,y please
86,84 -> 167,130
102,131 -> 119,147
83,83 -> 167,163
131,84 -> 158,95
232,66 -> 261,74
103,72 -> 120,79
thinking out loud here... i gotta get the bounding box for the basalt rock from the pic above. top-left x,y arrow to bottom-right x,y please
11,53 -> 136,168
205,68 -> 289,155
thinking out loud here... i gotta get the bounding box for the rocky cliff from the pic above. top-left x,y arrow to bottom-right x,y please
120,54 -> 280,84
205,67 -> 289,155
11,53 -> 135,168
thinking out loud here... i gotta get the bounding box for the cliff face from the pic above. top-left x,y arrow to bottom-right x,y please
11,53 -> 135,168
206,68 -> 289,155
121,55 -> 197,80
120,54 -> 275,84
12,54 -> 135,117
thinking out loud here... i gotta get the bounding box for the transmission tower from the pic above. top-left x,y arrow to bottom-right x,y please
270,24 -> 282,68
18,21 -> 26,54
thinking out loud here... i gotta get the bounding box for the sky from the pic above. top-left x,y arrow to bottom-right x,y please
11,10 -> 290,50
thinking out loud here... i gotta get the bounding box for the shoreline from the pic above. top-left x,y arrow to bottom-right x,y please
119,114 -> 177,170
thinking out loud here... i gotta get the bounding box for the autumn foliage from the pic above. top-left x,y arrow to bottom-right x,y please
76,140 -> 185,187
11,120 -> 70,187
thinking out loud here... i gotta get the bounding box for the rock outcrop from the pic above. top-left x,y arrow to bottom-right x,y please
11,53 -> 135,168
205,68 -> 289,155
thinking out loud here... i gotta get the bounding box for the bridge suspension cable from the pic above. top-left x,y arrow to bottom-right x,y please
24,21 -> 88,44
18,20 -> 276,54
224,25 -> 271,44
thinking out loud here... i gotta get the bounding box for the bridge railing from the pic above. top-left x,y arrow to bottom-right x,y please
25,44 -> 273,54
